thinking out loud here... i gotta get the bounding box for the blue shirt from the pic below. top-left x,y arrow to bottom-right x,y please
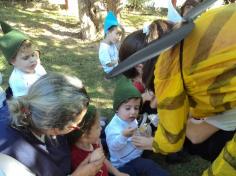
99,42 -> 118,73
105,114 -> 143,168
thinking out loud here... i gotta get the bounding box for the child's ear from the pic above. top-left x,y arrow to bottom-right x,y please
10,59 -> 16,66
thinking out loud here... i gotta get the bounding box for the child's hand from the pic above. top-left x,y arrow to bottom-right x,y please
122,127 -> 136,137
142,90 -> 155,102
89,147 -> 104,163
131,136 -> 153,150
73,154 -> 105,176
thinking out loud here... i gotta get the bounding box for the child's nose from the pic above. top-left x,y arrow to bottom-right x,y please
30,55 -> 37,62
130,108 -> 137,115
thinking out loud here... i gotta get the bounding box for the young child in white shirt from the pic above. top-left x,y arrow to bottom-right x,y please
0,21 -> 46,97
105,77 -> 169,176
99,11 -> 123,74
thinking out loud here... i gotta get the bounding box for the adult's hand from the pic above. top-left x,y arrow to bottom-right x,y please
71,154 -> 105,176
131,136 -> 154,150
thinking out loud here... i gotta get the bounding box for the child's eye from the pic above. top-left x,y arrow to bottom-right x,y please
22,56 -> 30,60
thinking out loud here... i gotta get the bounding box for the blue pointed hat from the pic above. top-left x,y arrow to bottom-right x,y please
104,11 -> 119,34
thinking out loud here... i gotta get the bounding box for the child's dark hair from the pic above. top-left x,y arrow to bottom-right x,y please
107,25 -> 117,32
67,105 -> 98,145
180,0 -> 202,16
120,97 -> 143,112
106,25 -> 122,36
142,19 -> 174,91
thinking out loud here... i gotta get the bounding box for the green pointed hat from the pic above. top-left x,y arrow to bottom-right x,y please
113,76 -> 141,111
0,21 -> 29,63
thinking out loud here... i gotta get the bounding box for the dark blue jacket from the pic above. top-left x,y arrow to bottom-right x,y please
0,105 -> 71,176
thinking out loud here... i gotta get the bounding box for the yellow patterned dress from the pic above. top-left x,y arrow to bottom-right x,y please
153,4 -> 236,176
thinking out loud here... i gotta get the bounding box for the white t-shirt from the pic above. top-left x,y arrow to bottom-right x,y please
190,109 -> 236,131
99,42 -> 118,73
9,64 -> 47,97
204,109 -> 236,131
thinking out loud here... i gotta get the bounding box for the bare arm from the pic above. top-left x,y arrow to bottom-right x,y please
186,118 -> 219,144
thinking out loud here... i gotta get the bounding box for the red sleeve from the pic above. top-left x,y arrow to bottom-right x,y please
133,81 -> 145,93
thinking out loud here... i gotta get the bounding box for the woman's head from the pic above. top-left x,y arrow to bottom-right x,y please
119,30 -> 147,79
8,73 -> 90,135
181,0 -> 201,16
67,105 -> 101,145
142,19 -> 174,91
119,19 -> 174,80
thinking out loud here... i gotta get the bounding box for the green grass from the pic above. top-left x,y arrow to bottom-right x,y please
0,2 -> 210,175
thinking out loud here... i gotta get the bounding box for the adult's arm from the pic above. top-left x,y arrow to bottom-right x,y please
153,46 -> 189,154
186,118 -> 219,144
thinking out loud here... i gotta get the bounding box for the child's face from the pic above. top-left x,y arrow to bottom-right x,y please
11,44 -> 39,74
117,98 -> 141,122
107,27 -> 121,44
84,116 -> 102,144
135,64 -> 143,75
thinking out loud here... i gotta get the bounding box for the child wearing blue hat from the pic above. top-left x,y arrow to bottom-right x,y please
99,11 -> 124,74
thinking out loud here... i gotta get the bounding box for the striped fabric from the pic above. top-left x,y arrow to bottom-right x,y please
153,4 -> 236,175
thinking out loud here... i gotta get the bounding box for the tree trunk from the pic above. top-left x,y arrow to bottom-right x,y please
224,0 -> 235,4
103,0 -> 123,18
78,0 -> 99,40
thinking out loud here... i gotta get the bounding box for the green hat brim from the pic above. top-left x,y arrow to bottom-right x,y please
0,30 -> 29,62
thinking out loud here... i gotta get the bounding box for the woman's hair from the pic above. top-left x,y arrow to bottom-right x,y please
142,19 -> 174,91
67,105 -> 98,145
119,30 -> 147,79
7,73 -> 90,131
119,19 -> 174,78
180,0 -> 202,16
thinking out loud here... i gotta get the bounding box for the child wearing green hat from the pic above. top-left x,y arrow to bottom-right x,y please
67,105 -> 129,176
0,21 -> 46,97
98,11 -> 124,74
105,78 -> 169,176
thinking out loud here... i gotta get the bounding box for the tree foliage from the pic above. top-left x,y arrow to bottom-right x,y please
127,0 -> 150,9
